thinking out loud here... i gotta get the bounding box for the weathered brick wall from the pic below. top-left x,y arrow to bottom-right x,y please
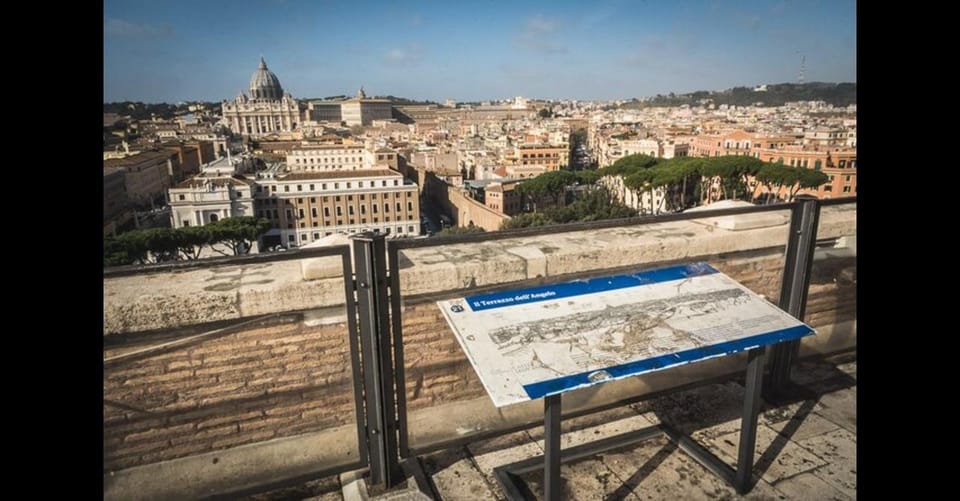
103,320 -> 356,471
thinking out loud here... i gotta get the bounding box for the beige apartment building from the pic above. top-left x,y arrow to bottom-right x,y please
286,144 -> 399,172
254,168 -> 420,247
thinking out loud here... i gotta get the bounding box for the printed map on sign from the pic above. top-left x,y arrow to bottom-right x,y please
437,263 -> 814,407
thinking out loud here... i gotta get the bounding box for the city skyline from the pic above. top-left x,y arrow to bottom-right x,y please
104,0 -> 856,103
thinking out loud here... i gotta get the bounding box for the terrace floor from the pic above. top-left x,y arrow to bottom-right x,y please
246,352 -> 857,500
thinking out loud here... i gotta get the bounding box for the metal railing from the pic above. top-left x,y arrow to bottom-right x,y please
103,196 -> 856,494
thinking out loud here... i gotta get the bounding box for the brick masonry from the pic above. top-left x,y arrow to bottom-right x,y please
104,320 -> 357,471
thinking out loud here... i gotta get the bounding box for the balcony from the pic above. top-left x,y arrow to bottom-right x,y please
104,199 -> 855,500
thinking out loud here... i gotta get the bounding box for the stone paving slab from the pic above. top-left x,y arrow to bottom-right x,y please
699,424 -> 828,484
598,434 -> 785,500
797,428 -> 857,499
520,456 -> 643,501
812,387 -> 857,434
420,448 -> 498,500
765,408 -> 840,442
769,471 -> 852,501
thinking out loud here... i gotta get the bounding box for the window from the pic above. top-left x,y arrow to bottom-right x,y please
286,210 -> 292,219
347,182 -> 351,188
839,160 -> 846,168
814,160 -> 822,170
348,195 -> 353,201
314,233 -> 320,239
288,235 -> 295,242
406,192 -> 411,197
256,186 -> 263,193
409,226 -> 415,233
324,207 -> 330,217
297,185 -> 302,191
359,181 -> 364,188
322,183 -> 327,189
182,220 -> 190,227
408,201 -> 413,211
271,185 -> 276,192
178,194 -> 185,200
311,208 -> 318,217
348,206 -> 354,215
298,209 -> 305,218
373,205 -> 378,213
284,185 -> 290,192
845,175 -> 851,182
310,197 -> 316,203
209,214 -> 219,222
384,204 -> 390,213
337,220 -> 342,225
372,194 -> 377,200
360,194 -> 365,200
843,186 -> 851,193
396,202 -> 402,212
336,207 -> 342,216
350,219 -> 355,225
334,183 -> 339,189
310,184 -> 315,191
824,185 -> 833,192
335,196 -> 341,202
273,209 -> 278,219
298,198 -> 304,203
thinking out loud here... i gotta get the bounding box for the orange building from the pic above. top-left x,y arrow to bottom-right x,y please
752,146 -> 857,199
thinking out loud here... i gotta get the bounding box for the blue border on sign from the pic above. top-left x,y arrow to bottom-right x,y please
464,262 -> 718,312
521,324 -> 814,400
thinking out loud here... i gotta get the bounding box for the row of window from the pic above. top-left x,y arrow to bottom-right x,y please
256,179 -> 403,193
258,191 -> 413,206
293,157 -> 362,164
258,201 -> 416,219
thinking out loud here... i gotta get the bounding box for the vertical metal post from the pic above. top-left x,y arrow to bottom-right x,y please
736,347 -> 766,494
352,233 -> 401,488
767,195 -> 821,397
387,242 -> 410,458
544,394 -> 562,501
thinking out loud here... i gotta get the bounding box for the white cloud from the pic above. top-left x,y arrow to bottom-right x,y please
514,15 -> 567,55
384,45 -> 424,66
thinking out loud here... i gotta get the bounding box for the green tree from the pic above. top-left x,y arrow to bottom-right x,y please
206,217 -> 271,256
175,225 -> 212,260
516,170 -> 579,209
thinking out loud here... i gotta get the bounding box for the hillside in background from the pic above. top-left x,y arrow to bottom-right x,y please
621,82 -> 856,109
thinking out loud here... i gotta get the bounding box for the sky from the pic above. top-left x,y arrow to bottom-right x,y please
104,0 -> 856,103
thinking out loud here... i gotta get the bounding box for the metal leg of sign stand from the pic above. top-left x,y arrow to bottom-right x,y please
544,394 -> 562,501
736,346 -> 766,493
